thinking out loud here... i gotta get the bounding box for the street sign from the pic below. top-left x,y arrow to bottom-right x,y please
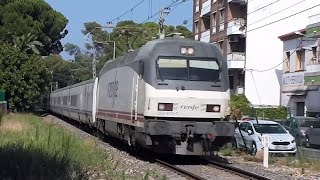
261,134 -> 271,148
261,134 -> 271,168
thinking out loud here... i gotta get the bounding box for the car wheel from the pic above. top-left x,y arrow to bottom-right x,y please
251,142 -> 257,156
305,136 -> 311,148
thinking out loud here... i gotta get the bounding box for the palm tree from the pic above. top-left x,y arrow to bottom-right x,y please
13,33 -> 43,54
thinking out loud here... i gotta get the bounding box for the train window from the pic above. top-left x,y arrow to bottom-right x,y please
63,96 -> 68,105
71,95 -> 78,107
157,58 -> 188,80
189,60 -> 220,82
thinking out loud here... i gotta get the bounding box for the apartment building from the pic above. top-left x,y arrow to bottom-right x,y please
279,17 -> 320,117
193,0 -> 247,95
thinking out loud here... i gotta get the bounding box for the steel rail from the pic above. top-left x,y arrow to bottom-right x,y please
205,159 -> 272,180
155,159 -> 206,180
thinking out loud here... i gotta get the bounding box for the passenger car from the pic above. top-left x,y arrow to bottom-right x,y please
234,120 -> 297,155
282,116 -> 317,145
305,120 -> 320,147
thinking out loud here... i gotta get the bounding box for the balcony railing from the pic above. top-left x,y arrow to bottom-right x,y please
227,52 -> 245,69
200,30 -> 210,43
305,63 -> 320,74
200,0 -> 211,17
195,5 -> 199,13
195,34 -> 199,41
228,0 -> 247,4
227,18 -> 245,36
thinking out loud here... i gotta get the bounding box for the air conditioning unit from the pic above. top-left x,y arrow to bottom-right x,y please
229,36 -> 239,43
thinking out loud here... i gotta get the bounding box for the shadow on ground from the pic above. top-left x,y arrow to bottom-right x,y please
0,143 -> 88,180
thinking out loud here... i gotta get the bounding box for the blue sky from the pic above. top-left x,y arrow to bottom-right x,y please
44,0 -> 193,59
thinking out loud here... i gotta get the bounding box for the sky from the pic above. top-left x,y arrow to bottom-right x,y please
44,0 -> 193,59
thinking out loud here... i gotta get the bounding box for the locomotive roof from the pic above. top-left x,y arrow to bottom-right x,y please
99,37 -> 223,75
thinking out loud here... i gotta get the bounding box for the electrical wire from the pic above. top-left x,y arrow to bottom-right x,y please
247,0 -> 280,15
247,40 -> 303,72
108,0 -> 146,23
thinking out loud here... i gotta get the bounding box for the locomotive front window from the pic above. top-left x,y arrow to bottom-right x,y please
189,60 -> 220,82
157,57 -> 220,82
157,58 -> 188,80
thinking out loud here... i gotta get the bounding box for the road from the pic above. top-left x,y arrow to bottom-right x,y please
299,147 -> 320,160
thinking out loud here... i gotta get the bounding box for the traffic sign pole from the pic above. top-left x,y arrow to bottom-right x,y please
261,134 -> 271,168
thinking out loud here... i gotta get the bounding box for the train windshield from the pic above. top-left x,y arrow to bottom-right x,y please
157,57 -> 220,82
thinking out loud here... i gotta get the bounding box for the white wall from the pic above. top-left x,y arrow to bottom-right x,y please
245,0 -> 320,106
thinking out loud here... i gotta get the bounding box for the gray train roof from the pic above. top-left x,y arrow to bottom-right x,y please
51,78 -> 95,93
99,37 -> 224,75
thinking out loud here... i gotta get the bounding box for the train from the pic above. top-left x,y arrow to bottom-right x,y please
42,36 -> 235,156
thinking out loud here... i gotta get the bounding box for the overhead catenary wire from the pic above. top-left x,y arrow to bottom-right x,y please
247,40 -> 303,72
108,0 -> 146,23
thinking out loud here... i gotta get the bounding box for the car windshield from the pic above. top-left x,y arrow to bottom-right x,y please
253,124 -> 287,134
297,119 -> 317,127
157,57 -> 220,82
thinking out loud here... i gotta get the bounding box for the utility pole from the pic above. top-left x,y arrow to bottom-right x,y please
92,55 -> 96,79
158,7 -> 170,39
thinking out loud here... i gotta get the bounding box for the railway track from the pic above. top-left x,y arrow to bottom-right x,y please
203,158 -> 272,180
155,159 -> 207,180
41,113 -> 272,180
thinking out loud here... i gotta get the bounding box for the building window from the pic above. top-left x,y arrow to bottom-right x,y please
194,21 -> 199,34
212,0 -> 217,3
295,49 -> 305,71
311,46 -> 317,64
202,15 -> 210,31
196,0 -> 199,5
284,51 -> 290,73
212,12 -> 216,34
229,75 -> 234,90
219,8 -> 225,31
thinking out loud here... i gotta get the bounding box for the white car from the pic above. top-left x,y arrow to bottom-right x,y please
233,120 -> 297,155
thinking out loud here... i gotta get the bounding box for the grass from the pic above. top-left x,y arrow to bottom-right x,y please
0,113 -> 162,180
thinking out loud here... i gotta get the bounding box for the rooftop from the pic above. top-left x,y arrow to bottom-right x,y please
278,29 -> 306,41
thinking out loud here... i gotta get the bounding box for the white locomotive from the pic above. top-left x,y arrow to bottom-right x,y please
47,37 -> 234,155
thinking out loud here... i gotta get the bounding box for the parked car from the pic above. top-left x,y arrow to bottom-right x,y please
282,116 -> 317,145
234,120 -> 297,156
305,120 -> 320,147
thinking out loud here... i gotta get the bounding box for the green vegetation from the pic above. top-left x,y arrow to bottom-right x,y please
0,0 -> 68,56
0,113 -> 162,179
230,94 -> 287,120
0,43 -> 49,112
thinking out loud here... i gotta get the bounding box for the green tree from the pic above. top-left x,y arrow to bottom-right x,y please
43,55 -> 83,88
230,94 -> 251,120
62,20 -> 193,82
0,43 -> 49,112
0,0 -> 68,55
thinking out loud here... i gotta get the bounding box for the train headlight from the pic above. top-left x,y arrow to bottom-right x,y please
180,47 -> 195,55
158,103 -> 173,111
187,48 -> 194,55
180,48 -> 187,55
206,105 -> 221,112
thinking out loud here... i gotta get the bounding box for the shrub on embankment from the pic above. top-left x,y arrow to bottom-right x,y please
230,94 -> 287,120
0,113 -> 127,179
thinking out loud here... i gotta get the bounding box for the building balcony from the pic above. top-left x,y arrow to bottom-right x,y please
305,63 -> 320,74
200,30 -> 210,43
227,52 -> 245,69
227,18 -> 246,36
195,34 -> 199,41
195,5 -> 199,13
200,0 -> 211,17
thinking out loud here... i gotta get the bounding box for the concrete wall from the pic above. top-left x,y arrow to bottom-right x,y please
245,0 -> 320,106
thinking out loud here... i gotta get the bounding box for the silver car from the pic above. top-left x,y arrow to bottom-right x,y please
305,120 -> 320,147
